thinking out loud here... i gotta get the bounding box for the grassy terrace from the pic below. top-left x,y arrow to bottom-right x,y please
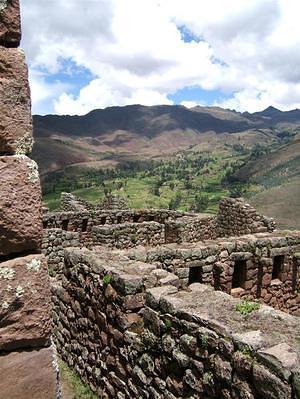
42,148 -> 246,212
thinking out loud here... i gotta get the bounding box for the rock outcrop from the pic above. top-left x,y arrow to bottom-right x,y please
0,2 -> 60,398
0,0 -> 21,47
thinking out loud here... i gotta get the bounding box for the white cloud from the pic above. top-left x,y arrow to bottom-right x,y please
28,69 -> 71,114
180,100 -> 203,108
20,0 -> 300,114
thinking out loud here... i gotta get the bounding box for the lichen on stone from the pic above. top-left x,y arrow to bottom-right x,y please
1,301 -> 9,310
15,285 -> 24,298
15,132 -> 33,156
27,159 -> 40,183
26,258 -> 41,272
0,267 -> 15,280
0,0 -> 8,12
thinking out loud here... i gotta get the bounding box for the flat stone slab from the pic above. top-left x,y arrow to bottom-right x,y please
147,284 -> 300,360
0,47 -> 32,155
0,347 -> 58,399
0,0 -> 21,47
0,254 -> 52,351
0,156 -> 42,256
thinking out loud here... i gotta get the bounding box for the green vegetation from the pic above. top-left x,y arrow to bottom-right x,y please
235,300 -> 260,315
239,347 -> 253,357
48,266 -> 56,278
59,359 -> 98,399
200,334 -> 208,349
42,148 -> 249,212
102,274 -> 112,285
164,319 -> 173,330
41,131 -> 300,231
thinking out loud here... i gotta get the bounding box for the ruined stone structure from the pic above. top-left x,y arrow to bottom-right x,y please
60,192 -> 129,213
45,192 -> 300,398
1,3 -> 299,399
0,2 -> 59,398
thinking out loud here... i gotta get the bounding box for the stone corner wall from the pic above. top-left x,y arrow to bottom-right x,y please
0,2 -> 60,398
217,197 -> 276,237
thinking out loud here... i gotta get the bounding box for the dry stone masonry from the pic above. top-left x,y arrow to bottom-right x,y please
0,2 -> 60,398
52,246 -> 300,398
46,192 -> 300,398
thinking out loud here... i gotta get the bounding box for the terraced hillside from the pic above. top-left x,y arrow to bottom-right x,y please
32,105 -> 300,228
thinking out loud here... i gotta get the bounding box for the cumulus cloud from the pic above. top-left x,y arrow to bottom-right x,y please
20,0 -> 300,114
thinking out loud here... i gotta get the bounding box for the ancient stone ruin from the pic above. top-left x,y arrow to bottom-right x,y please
1,2 -> 300,398
0,2 -> 60,398
43,192 -> 300,398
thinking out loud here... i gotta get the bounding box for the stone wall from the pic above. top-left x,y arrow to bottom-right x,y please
217,197 -> 276,237
165,215 -> 217,243
60,192 -> 95,212
43,197 -> 276,251
52,247 -> 300,398
0,2 -> 59,397
126,232 -> 300,315
42,229 -> 80,276
92,221 -> 165,249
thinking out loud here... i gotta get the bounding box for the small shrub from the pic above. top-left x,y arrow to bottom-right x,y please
235,300 -> 260,315
200,334 -> 208,349
130,233 -> 137,243
102,274 -> 111,286
48,267 -> 56,277
164,319 -> 173,330
239,346 -> 252,357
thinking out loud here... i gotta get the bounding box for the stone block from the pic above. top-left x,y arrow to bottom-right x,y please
0,0 -> 21,47
252,363 -> 292,399
0,347 -> 58,399
0,156 -> 42,256
0,47 -> 32,154
0,254 -> 52,350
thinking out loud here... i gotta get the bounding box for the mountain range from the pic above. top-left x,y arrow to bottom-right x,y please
32,104 -> 300,229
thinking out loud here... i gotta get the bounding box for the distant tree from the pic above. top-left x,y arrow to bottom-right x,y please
229,184 -> 246,198
168,191 -> 182,210
194,194 -> 209,212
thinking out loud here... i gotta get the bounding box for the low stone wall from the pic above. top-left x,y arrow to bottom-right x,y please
43,209 -> 188,232
43,198 -> 276,250
52,248 -> 300,398
217,197 -> 276,237
92,221 -> 165,249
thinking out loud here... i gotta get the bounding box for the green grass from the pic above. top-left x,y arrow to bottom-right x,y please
59,359 -> 98,399
42,149 -> 246,212
235,300 -> 260,315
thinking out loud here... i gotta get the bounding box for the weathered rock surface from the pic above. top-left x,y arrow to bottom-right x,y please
0,156 -> 42,256
0,347 -> 59,399
0,47 -> 32,155
0,0 -> 21,47
0,254 -> 52,350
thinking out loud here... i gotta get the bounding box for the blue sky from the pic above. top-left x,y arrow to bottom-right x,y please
20,0 -> 300,116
